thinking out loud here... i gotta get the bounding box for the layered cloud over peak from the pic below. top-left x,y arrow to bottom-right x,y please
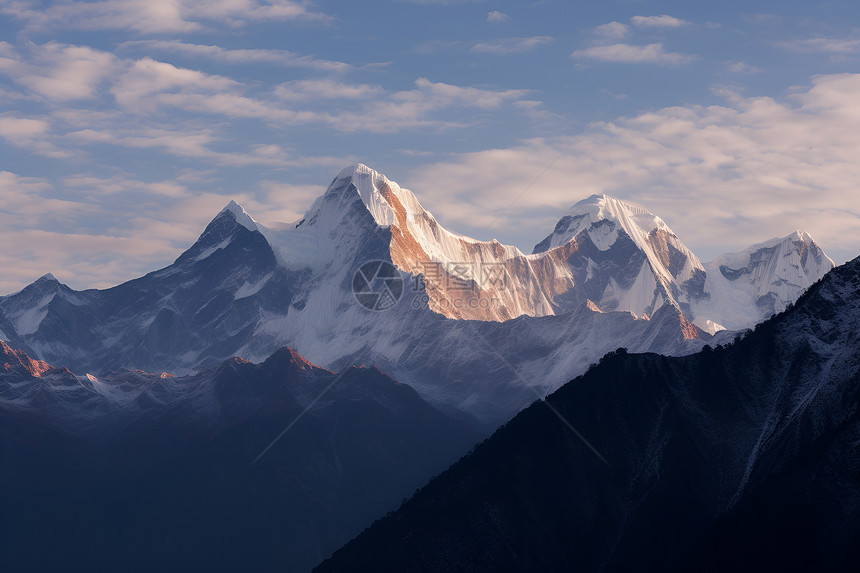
404,73 -> 860,266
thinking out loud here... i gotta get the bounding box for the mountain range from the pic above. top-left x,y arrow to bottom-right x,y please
0,342 -> 479,572
317,254 -> 860,572
0,163 -> 850,572
0,164 -> 834,424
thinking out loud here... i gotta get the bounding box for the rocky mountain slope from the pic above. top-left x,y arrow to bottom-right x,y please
316,256 -> 860,572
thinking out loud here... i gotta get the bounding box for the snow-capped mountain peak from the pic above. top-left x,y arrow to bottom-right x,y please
691,230 -> 835,333
220,200 -> 258,232
534,194 -> 669,253
535,194 -> 703,279
329,163 -> 398,227
206,166 -> 827,329
531,193 -> 707,321
0,272 -> 76,338
272,163 -> 535,320
567,193 -> 672,241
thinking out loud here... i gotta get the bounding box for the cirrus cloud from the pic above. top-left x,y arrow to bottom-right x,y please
779,37 -> 860,54
572,43 -> 694,65
0,0 -> 330,34
120,40 -> 352,72
471,36 -> 554,55
487,10 -> 508,24
630,15 -> 689,28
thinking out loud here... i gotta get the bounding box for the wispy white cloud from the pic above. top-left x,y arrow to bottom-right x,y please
397,0 -> 482,4
0,162 -> 385,292
63,175 -> 189,198
0,171 -> 110,291
780,37 -> 860,54
120,40 -> 352,72
726,61 -> 763,74
274,79 -> 383,101
0,168 -> 338,292
324,78 -> 533,132
572,43 -> 694,65
0,116 -> 49,140
409,77 -> 528,110
741,13 -> 781,24
0,115 -> 71,157
576,20 -> 694,66
67,125 -> 307,166
630,15 -> 689,28
1,0 -> 330,34
403,73 -> 860,264
0,40 -> 540,171
0,169 -> 52,201
594,21 -> 629,40
0,26 -> 550,292
110,57 -> 239,112
471,36 -> 553,55
108,55 -> 533,132
252,180 -> 327,224
486,10 -> 508,23
0,41 -> 117,101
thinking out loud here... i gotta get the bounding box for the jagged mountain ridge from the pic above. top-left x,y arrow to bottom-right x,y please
0,164 -> 832,423
213,164 -> 830,327
316,256 -> 860,572
270,165 -> 831,329
0,209 -> 300,373
0,343 -> 480,572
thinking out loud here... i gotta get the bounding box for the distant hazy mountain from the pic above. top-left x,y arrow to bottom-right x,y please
0,344 -> 479,572
0,164 -> 832,423
316,256 -> 860,572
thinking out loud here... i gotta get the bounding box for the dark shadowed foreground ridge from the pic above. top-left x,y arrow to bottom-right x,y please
316,256 -> 860,572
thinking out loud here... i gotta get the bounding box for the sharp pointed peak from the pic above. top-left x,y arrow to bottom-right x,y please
24,272 -> 67,292
218,200 -> 258,231
790,229 -> 814,242
321,163 -> 400,227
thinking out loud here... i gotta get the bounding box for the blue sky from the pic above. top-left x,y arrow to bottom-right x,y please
1,0 -> 859,292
